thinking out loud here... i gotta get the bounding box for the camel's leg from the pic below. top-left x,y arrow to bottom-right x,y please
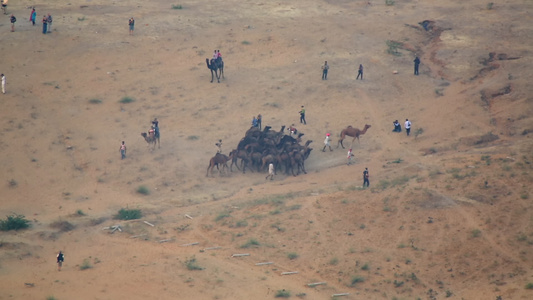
338,138 -> 345,149
210,70 -> 214,83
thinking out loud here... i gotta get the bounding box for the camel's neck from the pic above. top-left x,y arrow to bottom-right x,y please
361,127 -> 368,134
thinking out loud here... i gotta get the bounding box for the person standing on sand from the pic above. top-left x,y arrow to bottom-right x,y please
404,119 -> 411,136
120,141 -> 127,159
347,148 -> 354,165
356,64 -> 363,80
363,167 -> 369,187
251,116 -> 258,128
322,133 -> 333,152
265,163 -> 274,180
47,14 -> 52,33
299,106 -> 306,125
10,14 -> 16,32
414,56 -> 420,75
42,15 -> 47,34
57,251 -> 64,271
322,61 -> 329,80
256,114 -> 262,130
129,17 -> 135,35
1,0 -> 8,15
30,8 -> 36,26
1,74 -> 5,94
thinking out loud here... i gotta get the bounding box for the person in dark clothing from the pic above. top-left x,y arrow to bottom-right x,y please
57,251 -> 64,271
356,64 -> 363,80
392,120 -> 402,132
42,15 -> 47,34
257,114 -> 262,130
299,106 -> 306,125
321,61 -> 329,80
414,56 -> 420,75
363,168 -> 369,187
10,14 -> 16,32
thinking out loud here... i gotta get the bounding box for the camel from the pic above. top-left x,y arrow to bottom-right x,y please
337,124 -> 371,149
206,153 -> 233,177
205,58 -> 224,83
141,132 -> 157,150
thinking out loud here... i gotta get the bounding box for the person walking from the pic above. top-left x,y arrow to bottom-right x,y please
414,56 -> 420,75
42,15 -> 48,34
299,106 -> 306,125
47,14 -> 52,33
57,251 -> 64,271
347,148 -> 354,165
321,61 -> 329,80
1,74 -> 5,94
10,14 -> 16,32
119,141 -> 127,159
363,168 -> 370,187
1,0 -> 7,15
404,119 -> 411,136
265,163 -> 275,180
356,64 -> 363,80
322,133 -> 333,152
257,114 -> 262,130
129,17 -> 135,35
30,7 -> 36,26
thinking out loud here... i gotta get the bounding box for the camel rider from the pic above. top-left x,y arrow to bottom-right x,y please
215,139 -> 222,154
149,126 -> 155,138
213,50 -> 218,60
217,50 -> 222,60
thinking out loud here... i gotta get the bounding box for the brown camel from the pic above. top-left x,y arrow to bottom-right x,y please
141,132 -> 157,150
337,124 -> 371,149
206,153 -> 233,177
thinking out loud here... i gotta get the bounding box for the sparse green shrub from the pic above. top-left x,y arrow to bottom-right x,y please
275,290 -> 291,298
50,220 -> 75,232
78,16 -> 86,21
287,252 -> 299,260
241,40 -> 251,45
80,258 -> 92,270
235,220 -> 248,227
361,263 -> 370,270
114,208 -> 142,220
487,2 -> 494,10
89,98 -> 102,104
46,296 -> 57,300
471,229 -> 481,238
446,290 -> 453,297
350,276 -> 365,286
385,0 -> 395,5
171,4 -> 183,9
240,238 -> 260,248
136,185 -> 150,195
386,40 -> 402,56
76,209 -> 86,216
119,96 -> 135,104
394,280 -> 404,287
525,282 -> 533,289
414,128 -> 424,139
0,214 -> 31,231
329,257 -> 339,265
215,212 -> 231,222
520,193 -> 529,199
8,179 -> 17,187
187,135 -> 199,140
185,256 -> 203,270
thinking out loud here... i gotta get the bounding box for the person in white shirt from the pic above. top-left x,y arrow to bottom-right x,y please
1,74 -> 5,94
404,119 -> 412,136
265,163 -> 274,180
322,133 -> 333,152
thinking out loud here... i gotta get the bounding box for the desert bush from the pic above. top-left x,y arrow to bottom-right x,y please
0,214 -> 31,231
80,258 -> 92,270
287,252 -> 299,260
471,229 -> 481,238
8,179 -> 17,187
89,98 -> 102,104
46,296 -> 57,300
385,0 -> 395,6
114,208 -> 142,220
386,40 -> 402,56
119,96 -> 135,104
235,220 -> 248,227
240,238 -> 260,248
361,263 -> 370,270
76,209 -> 86,216
329,257 -> 339,265
275,290 -> 291,298
215,212 -> 231,222
525,282 -> 533,289
171,4 -> 183,9
136,185 -> 150,195
241,40 -> 251,45
350,276 -> 365,286
185,256 -> 203,270
50,220 -> 75,232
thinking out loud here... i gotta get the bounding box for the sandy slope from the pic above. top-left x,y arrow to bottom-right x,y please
0,0 -> 532,299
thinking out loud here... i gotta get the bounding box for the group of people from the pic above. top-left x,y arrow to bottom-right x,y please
321,56 -> 421,80
212,50 -> 222,61
7,7 -> 52,33
251,114 -> 262,130
392,119 -> 412,136
119,118 -> 160,160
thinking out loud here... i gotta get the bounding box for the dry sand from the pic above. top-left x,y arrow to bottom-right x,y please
0,0 -> 532,299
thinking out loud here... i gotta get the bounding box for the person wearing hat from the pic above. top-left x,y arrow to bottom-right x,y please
347,148 -> 354,165
323,133 -> 333,152
363,167 -> 370,187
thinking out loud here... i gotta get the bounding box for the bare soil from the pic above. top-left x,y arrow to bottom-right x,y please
0,0 -> 532,299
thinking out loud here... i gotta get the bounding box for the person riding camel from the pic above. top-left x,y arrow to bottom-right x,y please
149,126 -> 155,138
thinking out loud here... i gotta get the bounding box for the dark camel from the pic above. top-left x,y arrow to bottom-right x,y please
141,132 -> 158,150
205,58 -> 224,83
337,124 -> 371,149
206,153 -> 233,177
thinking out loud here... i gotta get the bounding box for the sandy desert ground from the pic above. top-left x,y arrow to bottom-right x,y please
0,0 -> 532,299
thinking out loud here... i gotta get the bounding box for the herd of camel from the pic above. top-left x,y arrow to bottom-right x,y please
205,124 -> 371,177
